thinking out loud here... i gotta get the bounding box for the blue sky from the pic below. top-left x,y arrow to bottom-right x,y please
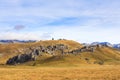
0,0 -> 120,43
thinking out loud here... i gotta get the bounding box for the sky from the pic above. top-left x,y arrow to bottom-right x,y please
0,0 -> 120,43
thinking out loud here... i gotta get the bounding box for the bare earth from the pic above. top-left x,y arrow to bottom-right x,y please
0,65 -> 120,80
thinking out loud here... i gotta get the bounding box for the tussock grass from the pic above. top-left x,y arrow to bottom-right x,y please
0,65 -> 120,80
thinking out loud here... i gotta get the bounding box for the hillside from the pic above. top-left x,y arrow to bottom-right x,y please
0,40 -> 120,66
0,40 -> 82,64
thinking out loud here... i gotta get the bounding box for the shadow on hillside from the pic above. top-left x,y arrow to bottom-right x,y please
39,56 -> 64,64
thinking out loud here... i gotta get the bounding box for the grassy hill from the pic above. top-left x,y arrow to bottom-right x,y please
0,40 -> 120,66
0,40 -> 82,64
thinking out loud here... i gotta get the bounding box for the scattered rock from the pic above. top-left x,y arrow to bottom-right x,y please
6,43 -> 99,65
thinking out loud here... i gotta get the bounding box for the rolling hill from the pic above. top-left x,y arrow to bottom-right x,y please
0,40 -> 120,66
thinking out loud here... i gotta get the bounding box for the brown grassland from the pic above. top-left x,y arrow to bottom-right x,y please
0,65 -> 120,80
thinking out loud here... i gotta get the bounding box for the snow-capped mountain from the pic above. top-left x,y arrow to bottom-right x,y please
113,44 -> 120,49
0,40 -> 36,44
91,42 -> 113,47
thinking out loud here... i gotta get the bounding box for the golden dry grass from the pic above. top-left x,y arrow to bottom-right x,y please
0,65 -> 120,80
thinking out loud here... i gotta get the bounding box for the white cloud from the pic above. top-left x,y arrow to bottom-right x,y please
0,25 -> 120,43
0,32 -> 39,40
49,25 -> 120,43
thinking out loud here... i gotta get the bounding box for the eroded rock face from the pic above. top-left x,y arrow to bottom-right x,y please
6,50 -> 40,65
67,45 -> 98,55
6,44 -> 68,65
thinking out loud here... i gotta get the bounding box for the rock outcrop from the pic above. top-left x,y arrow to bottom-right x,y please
6,43 -> 101,65
6,44 -> 68,65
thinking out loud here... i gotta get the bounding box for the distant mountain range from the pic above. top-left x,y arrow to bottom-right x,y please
0,40 -> 36,44
82,42 -> 120,50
